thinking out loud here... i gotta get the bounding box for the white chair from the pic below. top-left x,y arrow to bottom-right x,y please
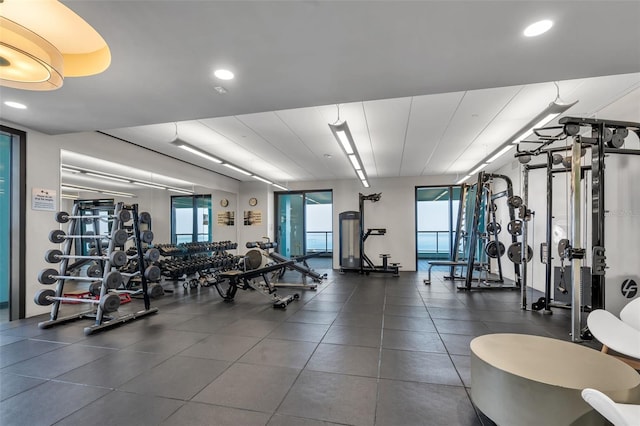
581,388 -> 640,426
587,308 -> 640,369
620,297 -> 640,331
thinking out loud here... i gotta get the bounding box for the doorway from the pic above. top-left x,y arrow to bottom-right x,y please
171,195 -> 212,244
415,186 -> 461,270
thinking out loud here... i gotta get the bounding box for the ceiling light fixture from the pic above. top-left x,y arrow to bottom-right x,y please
61,166 -> 80,174
61,184 -> 134,198
223,163 -> 251,176
463,99 -> 577,179
85,172 -> 130,183
456,175 -> 471,185
167,188 -> 194,195
174,142 -> 223,164
252,175 -> 273,184
273,184 -> 288,191
328,113 -> 369,188
0,1 -> 111,91
523,19 -> 554,37
4,101 -> 26,109
133,181 -> 166,190
214,69 -> 234,80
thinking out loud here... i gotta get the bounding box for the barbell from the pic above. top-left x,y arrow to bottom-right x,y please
44,249 -> 127,267
49,229 -> 129,246
38,268 -> 122,288
55,210 -> 131,224
34,289 -> 121,313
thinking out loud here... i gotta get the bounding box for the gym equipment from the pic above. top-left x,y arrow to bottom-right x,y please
486,222 -> 501,235
485,241 -> 505,258
213,261 -> 299,308
339,193 -> 400,276
507,220 -> 523,236
36,202 -> 158,334
44,248 -> 127,267
49,228 -> 129,246
55,209 -> 131,224
506,243 -> 533,264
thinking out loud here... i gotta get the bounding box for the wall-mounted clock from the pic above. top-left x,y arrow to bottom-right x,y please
220,198 -> 229,207
249,197 -> 258,207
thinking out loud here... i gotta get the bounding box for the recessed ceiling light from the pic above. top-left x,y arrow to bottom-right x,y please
213,86 -> 228,94
523,20 -> 553,37
4,101 -> 27,109
214,69 -> 234,80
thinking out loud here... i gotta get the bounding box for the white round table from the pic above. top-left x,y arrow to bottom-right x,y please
471,333 -> 640,426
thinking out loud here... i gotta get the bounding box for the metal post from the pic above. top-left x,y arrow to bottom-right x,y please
570,139 -> 583,342
544,152 -> 553,314
591,125 -> 606,310
521,165 -> 529,310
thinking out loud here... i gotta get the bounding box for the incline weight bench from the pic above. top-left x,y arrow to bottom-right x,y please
270,252 -> 327,286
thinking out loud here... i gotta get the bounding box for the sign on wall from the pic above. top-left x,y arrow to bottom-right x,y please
217,211 -> 235,226
31,188 -> 57,211
244,210 -> 262,226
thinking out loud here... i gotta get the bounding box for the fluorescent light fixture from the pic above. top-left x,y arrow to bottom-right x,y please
214,69 -> 234,80
487,145 -> 513,163
134,181 -> 166,190
434,191 -> 448,201
470,163 -> 488,175
273,184 -> 288,191
223,163 -> 251,176
348,154 -> 361,170
61,185 -> 84,192
86,172 -> 130,183
252,175 -> 273,184
463,99 -> 577,180
456,175 -> 471,185
175,142 -> 223,164
524,20 -> 553,37
61,184 -> 134,198
61,194 -> 79,200
61,166 -> 80,174
4,101 -> 27,109
167,188 -> 193,194
328,119 -> 369,188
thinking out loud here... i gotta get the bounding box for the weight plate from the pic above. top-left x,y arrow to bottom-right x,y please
99,294 -> 121,313
112,229 -> 129,246
86,264 -> 102,277
486,222 -> 501,235
561,156 -> 572,168
485,241 -> 505,259
558,239 -> 571,259
103,270 -> 122,289
552,154 -> 563,165
141,230 -> 154,244
139,211 -> 152,224
145,248 -> 160,262
507,195 -> 523,209
144,265 -> 161,281
55,211 -> 70,224
49,229 -> 66,244
44,249 -> 63,263
608,133 -> 625,148
117,209 -> 132,223
602,127 -> 613,143
507,220 -> 523,236
518,155 -> 531,164
89,282 -> 102,297
147,284 -> 164,299
34,289 -> 56,306
507,243 -> 533,264
38,268 -> 58,285
565,123 -> 580,136
110,250 -> 127,267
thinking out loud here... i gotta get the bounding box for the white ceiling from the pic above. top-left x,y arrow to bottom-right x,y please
2,1 -> 640,186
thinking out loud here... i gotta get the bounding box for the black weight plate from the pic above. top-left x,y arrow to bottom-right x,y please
34,289 -> 56,306
144,265 -> 161,281
507,220 -> 523,236
86,264 -> 102,277
117,209 -> 131,223
89,282 -> 102,297
486,222 -> 501,235
139,211 -> 152,224
109,250 -> 127,267
552,154 -> 563,165
507,195 -> 523,209
147,284 -> 164,298
103,271 -> 122,289
113,229 -> 129,246
49,229 -> 66,244
55,211 -> 70,224
44,249 -> 63,263
141,230 -> 154,244
507,243 -> 533,264
99,294 -> 121,313
145,248 -> 160,262
38,268 -> 58,285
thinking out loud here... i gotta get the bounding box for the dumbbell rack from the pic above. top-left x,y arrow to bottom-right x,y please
36,202 -> 158,335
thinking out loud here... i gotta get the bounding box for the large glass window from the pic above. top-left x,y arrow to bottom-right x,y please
171,195 -> 212,244
416,186 -> 461,265
276,190 -> 332,257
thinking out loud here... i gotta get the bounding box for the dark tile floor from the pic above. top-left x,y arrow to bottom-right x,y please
0,264 -> 579,426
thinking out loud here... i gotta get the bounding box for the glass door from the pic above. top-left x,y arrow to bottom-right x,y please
0,133 -> 11,320
305,191 -> 333,255
277,193 -> 304,257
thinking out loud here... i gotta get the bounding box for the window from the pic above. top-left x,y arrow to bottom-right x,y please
171,195 -> 212,244
415,186 -> 461,266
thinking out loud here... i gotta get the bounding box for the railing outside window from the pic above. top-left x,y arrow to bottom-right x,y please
305,231 -> 332,253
